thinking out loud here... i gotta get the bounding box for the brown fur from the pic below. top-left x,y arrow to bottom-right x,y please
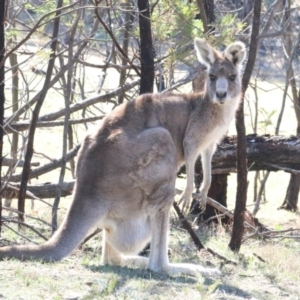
0,39 -> 246,277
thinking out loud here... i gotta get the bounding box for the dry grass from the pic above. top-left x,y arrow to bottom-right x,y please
2,37 -> 300,299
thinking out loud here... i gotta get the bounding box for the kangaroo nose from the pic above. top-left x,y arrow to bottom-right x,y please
216,91 -> 227,100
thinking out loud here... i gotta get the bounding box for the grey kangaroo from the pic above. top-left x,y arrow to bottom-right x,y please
0,39 -> 246,277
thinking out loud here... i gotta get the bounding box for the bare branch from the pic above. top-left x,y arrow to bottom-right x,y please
38,79 -> 139,122
9,145 -> 81,182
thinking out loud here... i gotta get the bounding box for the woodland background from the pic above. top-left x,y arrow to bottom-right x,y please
1,1 -> 300,299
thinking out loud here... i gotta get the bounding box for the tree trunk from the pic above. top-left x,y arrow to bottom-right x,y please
281,0 -> 300,211
282,174 -> 300,211
229,0 -> 261,252
118,0 -> 132,104
17,0 -> 63,224
204,0 -> 214,24
191,173 -> 229,223
137,0 -> 154,94
0,0 -> 6,234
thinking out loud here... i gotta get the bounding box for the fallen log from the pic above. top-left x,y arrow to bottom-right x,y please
194,134 -> 300,174
3,135 -> 300,200
3,158 -> 40,167
3,181 -> 75,199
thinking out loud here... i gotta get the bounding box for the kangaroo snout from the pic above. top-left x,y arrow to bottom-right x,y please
216,91 -> 227,102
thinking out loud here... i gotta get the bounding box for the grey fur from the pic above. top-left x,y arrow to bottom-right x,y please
0,39 -> 246,277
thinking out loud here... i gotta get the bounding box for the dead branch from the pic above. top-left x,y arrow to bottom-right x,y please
175,188 -> 233,219
94,1 -> 141,76
53,6 -> 82,231
2,223 -> 39,245
76,58 -> 140,71
1,1 -> 82,69
80,228 -> 102,247
5,116 -> 104,134
3,181 -> 74,200
173,201 -> 237,265
9,145 -> 81,182
193,135 -> 300,174
2,158 -> 39,167
1,217 -> 48,241
172,201 -> 205,250
2,206 -> 54,229
5,23 -> 98,125
38,79 -> 139,122
253,253 -> 266,263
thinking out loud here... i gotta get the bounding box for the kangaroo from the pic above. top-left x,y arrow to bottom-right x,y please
0,39 -> 245,277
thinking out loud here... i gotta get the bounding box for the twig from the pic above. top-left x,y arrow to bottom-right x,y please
177,189 -> 234,219
262,228 -> 299,235
94,1 -> 141,76
253,253 -> 266,263
264,163 -> 300,175
38,79 -> 140,122
2,206 -> 54,229
173,201 -> 237,265
80,228 -> 102,247
172,201 -> 205,250
5,116 -> 104,134
264,235 -> 300,239
253,171 -> 270,216
1,217 -> 49,241
17,0 -> 64,223
162,69 -> 199,94
2,157 -> 39,167
206,248 -> 237,266
200,212 -> 227,225
176,188 -> 257,231
9,144 -> 81,182
2,223 -> 38,245
0,1 -> 81,69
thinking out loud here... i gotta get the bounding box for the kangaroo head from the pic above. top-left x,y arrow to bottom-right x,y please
194,38 -> 246,104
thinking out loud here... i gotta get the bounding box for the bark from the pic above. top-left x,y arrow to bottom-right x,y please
2,158 -> 40,168
38,79 -> 139,122
229,0 -> 261,252
203,135 -> 300,173
282,174 -> 300,211
4,135 -> 300,200
0,0 -> 6,233
9,53 -> 19,160
17,0 -> 63,223
195,0 -> 209,33
118,1 -> 132,104
4,182 -> 75,200
173,202 -> 205,250
137,0 -> 154,94
94,3 -> 140,76
204,0 -> 214,24
191,173 -> 229,223
9,144 -> 81,183
5,116 -> 104,134
281,0 -> 300,211
52,4 -> 81,231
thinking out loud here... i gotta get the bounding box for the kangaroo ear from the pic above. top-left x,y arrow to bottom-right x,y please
224,41 -> 246,67
194,38 -> 216,68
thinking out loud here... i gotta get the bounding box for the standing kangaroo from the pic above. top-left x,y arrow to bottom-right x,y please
0,39 -> 245,277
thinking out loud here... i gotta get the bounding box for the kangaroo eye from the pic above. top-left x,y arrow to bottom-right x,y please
209,74 -> 216,81
229,75 -> 236,81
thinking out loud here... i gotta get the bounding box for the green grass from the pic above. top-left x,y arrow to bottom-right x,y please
2,31 -> 300,299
